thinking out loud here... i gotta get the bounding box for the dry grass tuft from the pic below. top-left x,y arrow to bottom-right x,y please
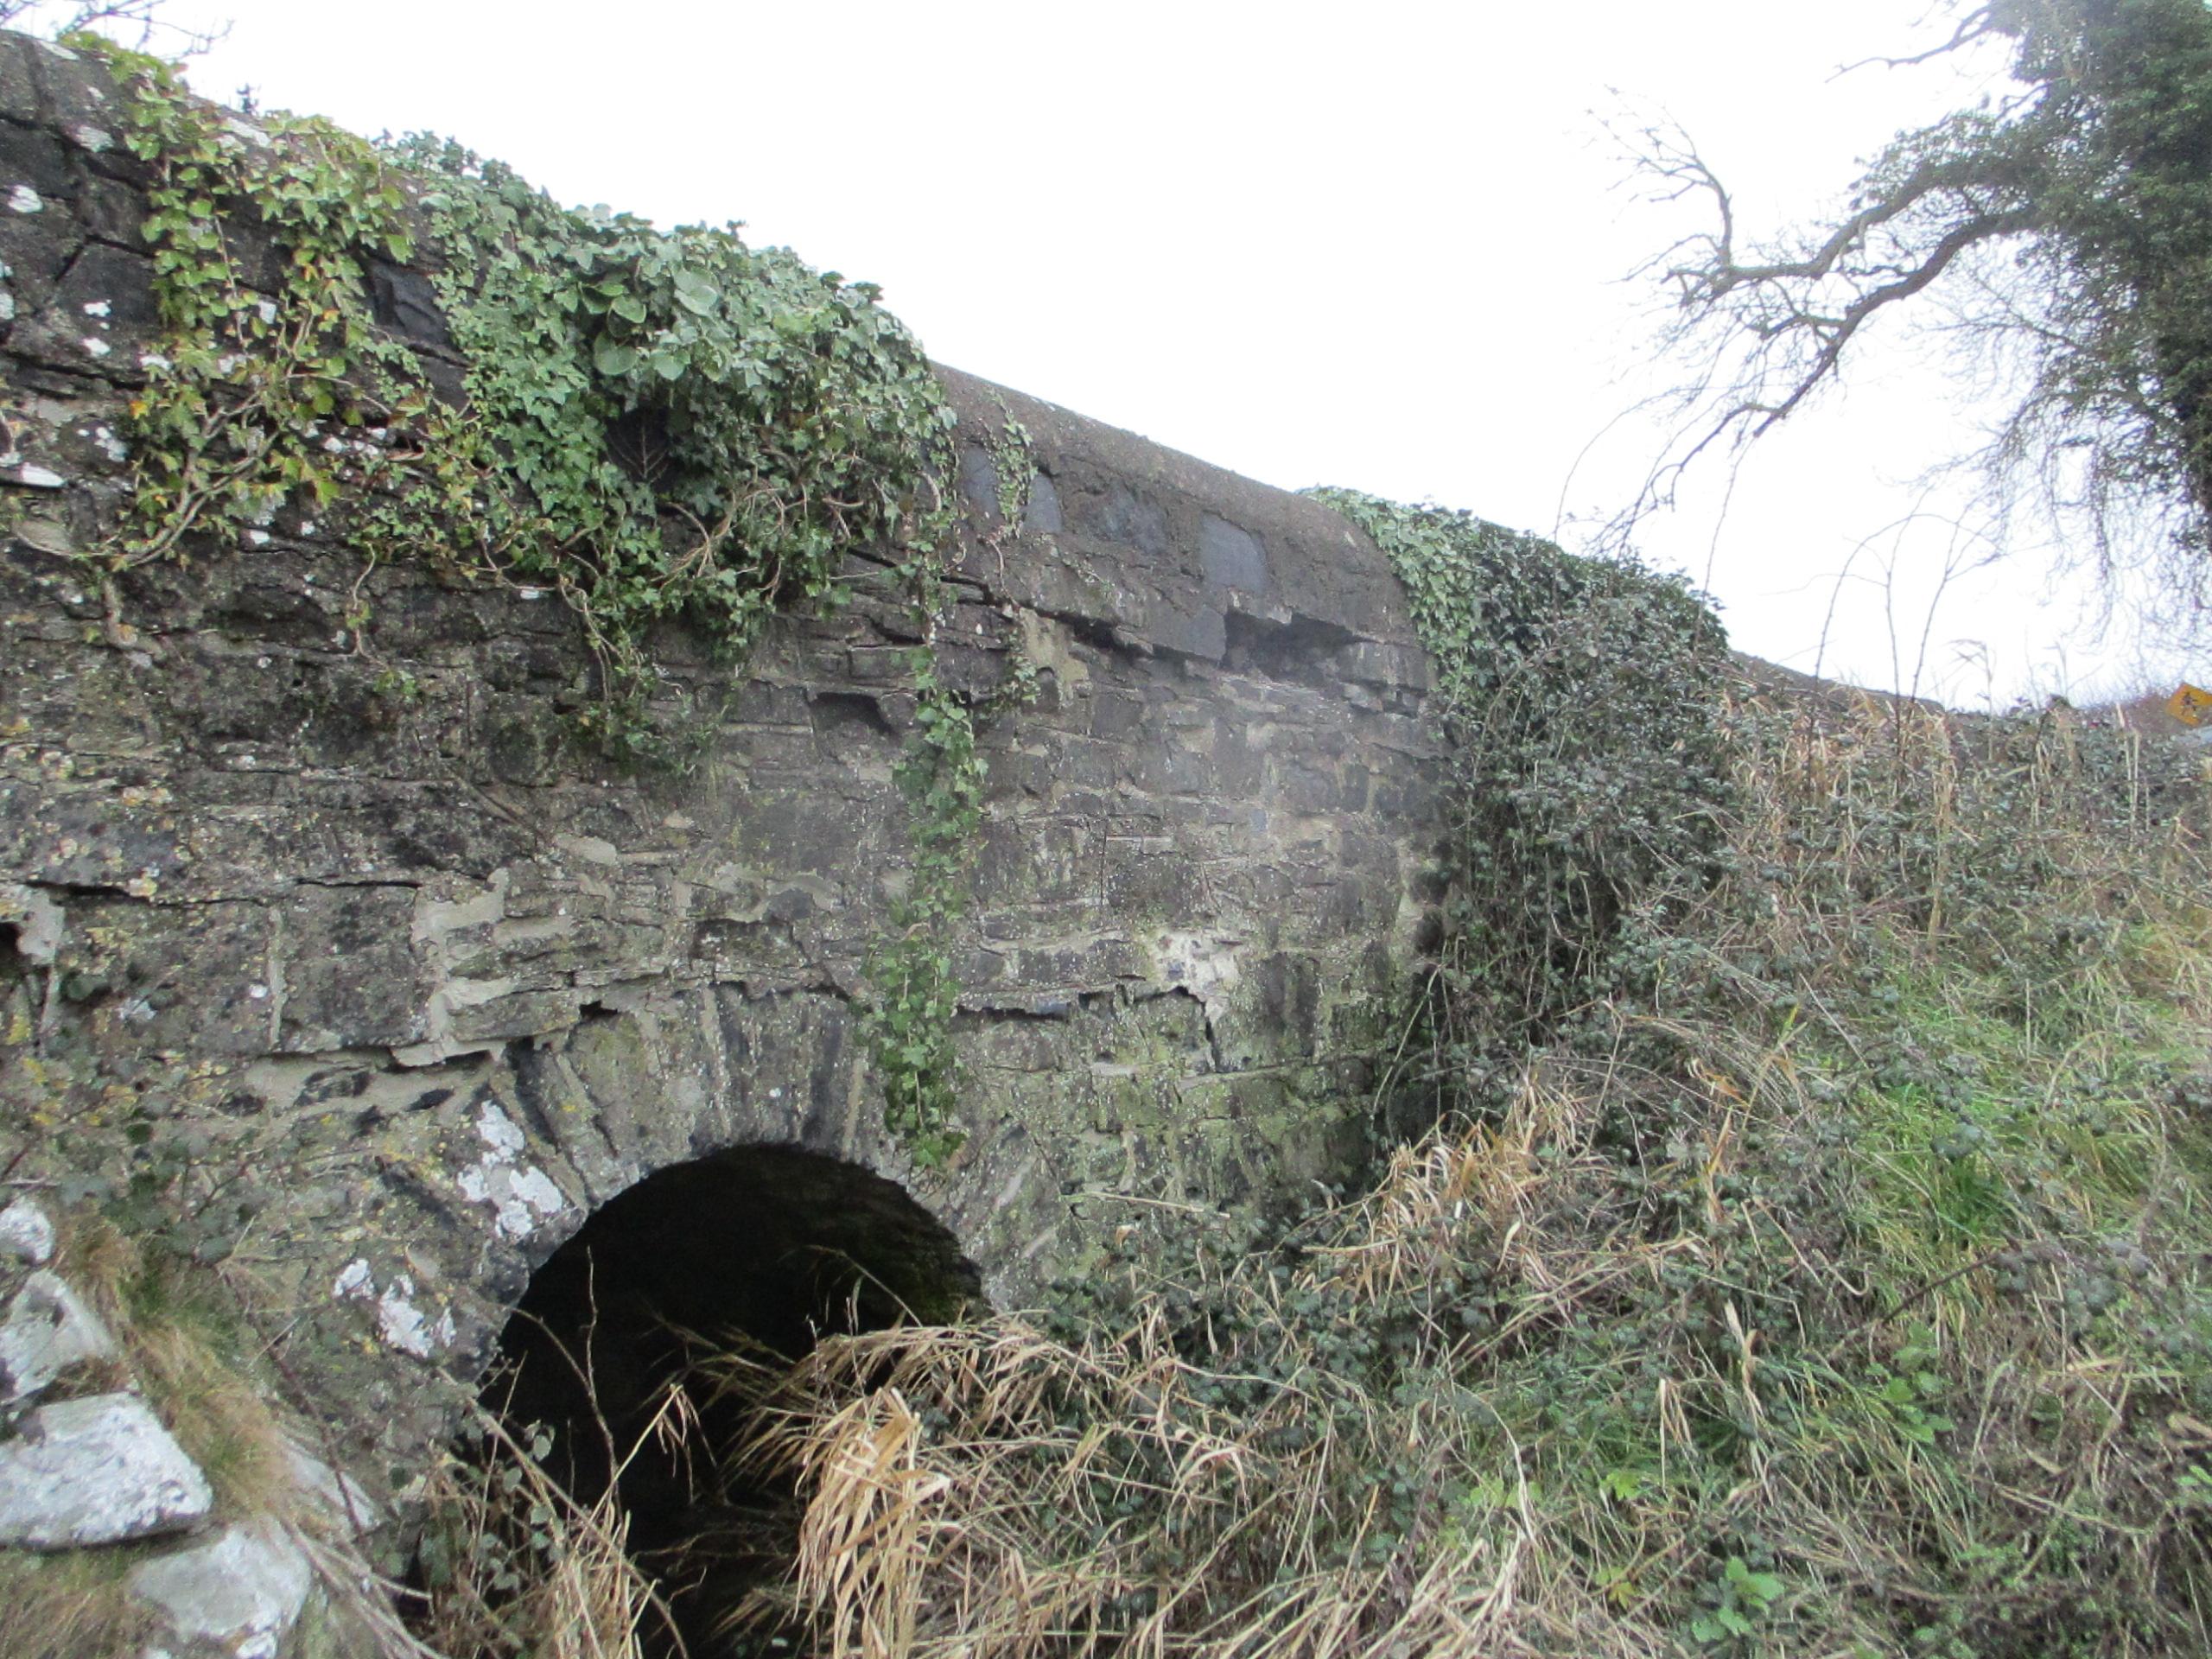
0,1548 -> 162,1659
411,1382 -> 697,1659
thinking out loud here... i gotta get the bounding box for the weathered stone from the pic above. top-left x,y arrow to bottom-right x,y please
0,1268 -> 117,1400
283,1439 -> 381,1535
130,1520 -> 314,1659
0,50 -> 1449,1500
1198,512 -> 1269,594
0,1196 -> 55,1264
0,1391 -> 213,1548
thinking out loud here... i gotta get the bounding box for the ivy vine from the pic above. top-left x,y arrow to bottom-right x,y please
1306,489 -> 1732,1112
79,41 -> 1009,1157
99,46 -> 425,625
395,134 -> 957,749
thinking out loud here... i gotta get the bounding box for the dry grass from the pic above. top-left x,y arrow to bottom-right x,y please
0,1547 -> 162,1659
53,1216 -> 296,1515
411,1380 -> 698,1659
0,1215 -> 444,1659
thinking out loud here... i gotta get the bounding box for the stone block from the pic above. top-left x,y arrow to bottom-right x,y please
22,35 -> 124,136
1198,513 -> 1268,594
1147,600 -> 1226,664
1025,470 -> 1064,532
973,817 -> 1096,909
10,238 -> 156,381
54,898 -> 272,1055
0,1391 -> 213,1548
0,1196 -> 54,1264
276,884 -> 429,1052
0,1268 -> 118,1401
130,1518 -> 314,1659
0,38 -> 42,125
1071,478 -> 1171,559
0,116 -> 71,200
0,163 -> 79,312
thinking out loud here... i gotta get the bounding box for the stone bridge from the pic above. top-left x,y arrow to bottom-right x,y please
0,31 -> 1443,1495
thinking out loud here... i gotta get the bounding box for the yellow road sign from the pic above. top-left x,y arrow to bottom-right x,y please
2171,683 -> 2212,727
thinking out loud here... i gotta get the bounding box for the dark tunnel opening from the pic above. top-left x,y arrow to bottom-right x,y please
474,1145 -> 985,1656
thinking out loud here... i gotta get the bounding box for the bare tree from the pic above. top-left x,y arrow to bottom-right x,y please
1616,0 -> 2212,626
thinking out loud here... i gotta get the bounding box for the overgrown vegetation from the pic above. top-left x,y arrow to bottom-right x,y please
0,1213 -> 404,1659
412,1395 -> 689,1659
432,504 -> 2208,1657
716,685 -> 2211,1658
1306,491 -> 1732,1101
393,134 -> 955,753
95,42 -> 956,756
30,30 -> 2212,1659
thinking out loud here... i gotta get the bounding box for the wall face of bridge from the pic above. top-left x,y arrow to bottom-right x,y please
0,35 -> 1440,1478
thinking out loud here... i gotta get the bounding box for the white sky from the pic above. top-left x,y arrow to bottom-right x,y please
107,0 -> 2201,702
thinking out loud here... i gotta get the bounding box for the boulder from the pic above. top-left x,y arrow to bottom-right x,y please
0,1196 -> 54,1265
0,1390 -> 213,1547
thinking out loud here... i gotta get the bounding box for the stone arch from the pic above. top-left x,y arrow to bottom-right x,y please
478,1142 -> 985,1651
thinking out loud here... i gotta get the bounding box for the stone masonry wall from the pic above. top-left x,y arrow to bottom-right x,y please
0,30 -> 1441,1498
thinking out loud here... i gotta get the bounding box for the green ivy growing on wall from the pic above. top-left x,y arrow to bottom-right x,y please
83,41 -> 1004,1157
394,134 -> 957,749
863,406 -> 1043,1163
101,48 -> 424,618
1306,489 -> 1732,1115
90,39 -> 958,749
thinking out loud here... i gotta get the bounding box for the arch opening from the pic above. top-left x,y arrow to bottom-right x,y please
474,1145 -> 983,1655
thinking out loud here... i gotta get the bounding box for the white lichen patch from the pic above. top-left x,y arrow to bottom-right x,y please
9,184 -> 43,214
71,124 -> 113,153
455,1099 -> 570,1242
1150,930 -> 1243,1022
81,299 -> 111,318
333,1259 -> 453,1359
79,335 -> 111,359
375,1279 -> 445,1358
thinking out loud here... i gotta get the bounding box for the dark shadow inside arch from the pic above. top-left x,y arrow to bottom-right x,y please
482,1145 -> 985,1656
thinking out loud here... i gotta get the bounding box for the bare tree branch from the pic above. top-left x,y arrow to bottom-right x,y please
1603,0 -> 2212,631
0,0 -> 225,58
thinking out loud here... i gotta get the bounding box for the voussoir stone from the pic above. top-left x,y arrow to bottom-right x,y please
130,1519 -> 314,1659
0,1390 -> 213,1547
0,1268 -> 118,1401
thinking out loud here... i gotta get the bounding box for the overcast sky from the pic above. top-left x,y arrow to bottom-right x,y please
104,1 -> 2197,702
